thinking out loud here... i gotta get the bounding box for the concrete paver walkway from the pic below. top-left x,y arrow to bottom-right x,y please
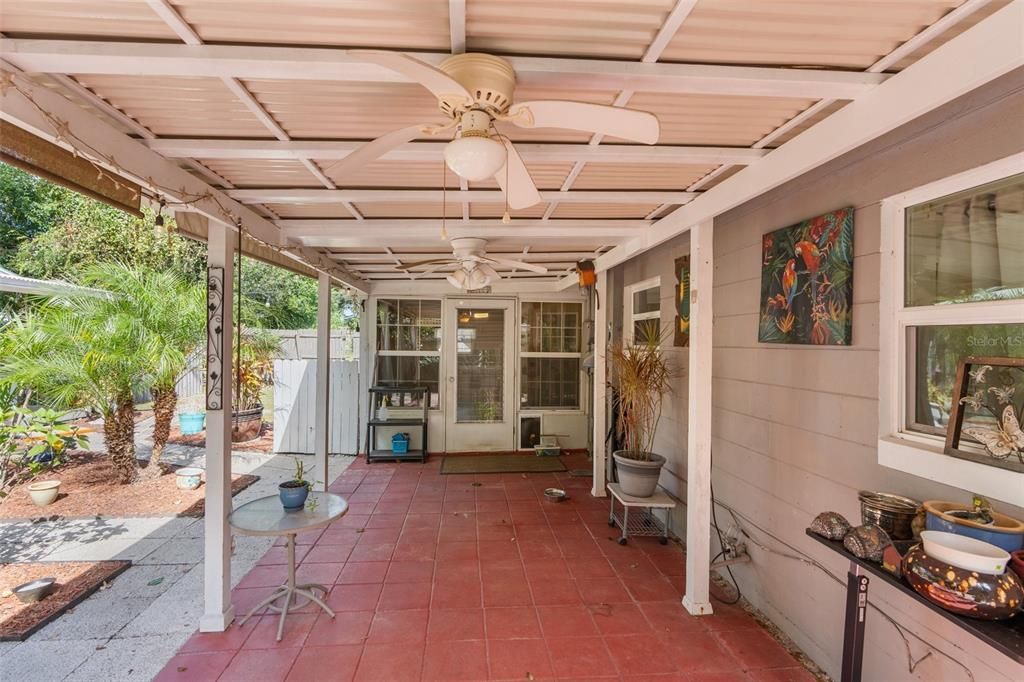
0,416 -> 352,681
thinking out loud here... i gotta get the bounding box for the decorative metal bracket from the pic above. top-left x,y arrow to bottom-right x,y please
206,267 -> 224,411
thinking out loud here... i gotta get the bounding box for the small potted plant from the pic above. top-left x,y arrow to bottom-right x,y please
278,457 -> 310,510
608,321 -> 674,498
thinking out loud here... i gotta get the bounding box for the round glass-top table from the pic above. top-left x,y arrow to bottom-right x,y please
229,492 -> 348,641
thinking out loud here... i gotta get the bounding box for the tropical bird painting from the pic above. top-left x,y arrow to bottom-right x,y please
759,207 -> 854,345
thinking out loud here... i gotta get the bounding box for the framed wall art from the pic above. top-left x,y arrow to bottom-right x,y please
945,356 -> 1024,473
674,255 -> 690,347
758,207 -> 854,345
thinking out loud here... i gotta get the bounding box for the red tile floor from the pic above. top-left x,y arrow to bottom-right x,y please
157,456 -> 814,681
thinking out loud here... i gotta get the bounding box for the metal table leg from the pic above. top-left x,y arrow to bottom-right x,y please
840,561 -> 869,682
238,532 -> 335,641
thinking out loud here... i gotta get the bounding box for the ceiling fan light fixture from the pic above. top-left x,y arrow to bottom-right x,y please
447,268 -> 468,289
477,263 -> 499,282
468,266 -> 490,289
444,132 -> 506,182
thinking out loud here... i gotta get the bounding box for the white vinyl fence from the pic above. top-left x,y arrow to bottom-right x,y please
273,359 -> 359,454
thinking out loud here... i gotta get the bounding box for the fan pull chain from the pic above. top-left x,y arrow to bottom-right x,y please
440,155 -> 448,240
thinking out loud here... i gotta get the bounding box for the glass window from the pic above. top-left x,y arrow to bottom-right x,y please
520,301 -> 583,410
901,174 -> 1024,441
375,298 -> 441,408
625,279 -> 661,345
906,174 -> 1024,307
633,287 -> 660,315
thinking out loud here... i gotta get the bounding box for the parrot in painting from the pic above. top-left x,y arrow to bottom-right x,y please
782,259 -> 797,309
795,240 -> 821,274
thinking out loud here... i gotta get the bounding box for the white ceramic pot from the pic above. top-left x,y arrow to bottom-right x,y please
612,451 -> 666,498
175,467 -> 203,490
920,530 -> 1010,575
27,480 -> 61,506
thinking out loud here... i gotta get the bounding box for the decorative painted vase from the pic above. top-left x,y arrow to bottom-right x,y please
902,544 -> 1024,620
175,467 -> 203,490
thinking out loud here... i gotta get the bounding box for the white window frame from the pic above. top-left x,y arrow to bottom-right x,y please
878,153 -> 1024,505
373,296 -> 443,410
519,299 -> 585,412
623,277 -> 662,346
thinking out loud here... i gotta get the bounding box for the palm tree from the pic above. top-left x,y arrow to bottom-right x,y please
76,264 -> 204,472
0,295 -> 150,482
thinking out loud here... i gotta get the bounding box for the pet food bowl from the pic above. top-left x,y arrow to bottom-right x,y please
13,577 -> 57,603
544,488 -> 568,503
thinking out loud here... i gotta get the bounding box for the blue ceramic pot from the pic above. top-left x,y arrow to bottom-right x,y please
179,412 -> 206,435
278,482 -> 309,510
925,511 -> 1024,553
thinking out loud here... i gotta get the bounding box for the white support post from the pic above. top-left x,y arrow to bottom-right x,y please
683,219 -> 714,617
200,220 -> 235,632
314,272 -> 331,492
591,271 -> 608,497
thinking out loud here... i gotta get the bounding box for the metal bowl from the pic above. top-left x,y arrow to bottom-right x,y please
858,491 -> 921,541
13,577 -> 56,603
544,487 -> 568,503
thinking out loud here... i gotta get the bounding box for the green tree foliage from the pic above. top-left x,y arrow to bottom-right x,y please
236,257 -> 359,330
0,163 -> 69,262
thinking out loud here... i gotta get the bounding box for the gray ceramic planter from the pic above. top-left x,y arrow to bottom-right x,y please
612,451 -> 665,498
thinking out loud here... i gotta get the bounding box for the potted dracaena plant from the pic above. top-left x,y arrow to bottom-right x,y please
609,320 -> 674,498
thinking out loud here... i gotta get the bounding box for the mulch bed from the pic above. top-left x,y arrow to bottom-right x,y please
168,422 -> 275,454
0,560 -> 131,641
0,452 -> 258,521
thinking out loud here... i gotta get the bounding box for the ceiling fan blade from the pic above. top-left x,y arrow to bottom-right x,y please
493,139 -> 541,210
349,50 -> 473,105
509,100 -> 660,144
399,258 -> 455,271
483,257 -> 549,274
324,124 -> 438,179
409,263 -> 450,279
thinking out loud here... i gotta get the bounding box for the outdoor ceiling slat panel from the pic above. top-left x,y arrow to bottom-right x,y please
627,92 -> 817,146
889,0 -> 1013,70
470,203 -> 550,219
692,164 -> 744,190
661,0 -> 965,69
69,75 -> 270,138
194,159 -> 322,188
170,0 -> 450,50
0,1 -> 177,40
764,99 -> 850,147
466,0 -> 677,59
572,163 -> 715,190
263,203 -> 357,219
241,80 -> 441,139
552,203 -> 661,219
470,163 -> 574,191
355,202 -> 463,218
317,160 -> 461,188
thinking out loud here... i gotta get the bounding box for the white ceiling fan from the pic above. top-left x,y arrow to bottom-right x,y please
400,237 -> 548,289
328,51 -> 661,209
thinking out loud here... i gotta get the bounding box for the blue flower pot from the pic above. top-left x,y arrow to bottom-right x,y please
179,412 -> 206,435
278,482 -> 309,511
925,511 -> 1024,552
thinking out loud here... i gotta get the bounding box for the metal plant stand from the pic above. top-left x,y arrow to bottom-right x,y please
228,492 -> 348,641
607,483 -> 676,545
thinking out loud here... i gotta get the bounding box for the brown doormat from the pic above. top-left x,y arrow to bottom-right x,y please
440,454 -> 567,475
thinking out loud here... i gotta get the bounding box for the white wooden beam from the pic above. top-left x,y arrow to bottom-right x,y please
281,219 -> 643,246
683,219 -> 713,617
145,138 -> 766,165
448,0 -> 466,55
642,0 -> 698,63
314,272 -> 331,492
231,189 -> 693,204
200,220 -> 234,632
595,0 -> 1024,273
335,250 -> 603,261
1,40 -> 888,99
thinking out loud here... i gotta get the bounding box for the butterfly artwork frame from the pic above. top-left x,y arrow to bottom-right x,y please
945,356 -> 1024,473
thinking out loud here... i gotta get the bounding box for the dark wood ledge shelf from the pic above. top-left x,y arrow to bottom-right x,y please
807,530 -> 1024,664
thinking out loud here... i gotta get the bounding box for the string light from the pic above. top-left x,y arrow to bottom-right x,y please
2,69 -> 363,289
